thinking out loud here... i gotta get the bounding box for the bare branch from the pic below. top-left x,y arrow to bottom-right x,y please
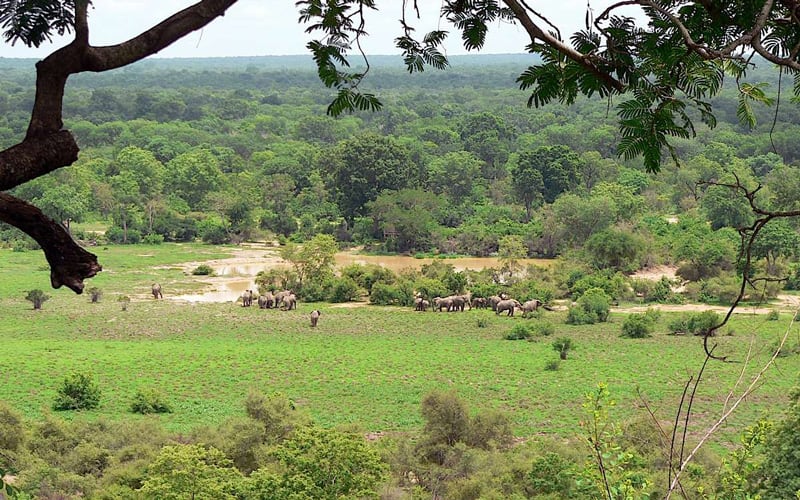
667,310 -> 798,496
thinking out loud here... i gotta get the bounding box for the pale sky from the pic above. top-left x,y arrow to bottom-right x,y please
0,1 -> 643,59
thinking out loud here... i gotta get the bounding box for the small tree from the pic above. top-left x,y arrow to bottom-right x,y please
140,444 -> 243,499
53,371 -> 101,411
25,289 -> 50,310
118,295 -> 131,311
620,309 -> 661,339
552,337 -> 574,360
130,387 -> 172,414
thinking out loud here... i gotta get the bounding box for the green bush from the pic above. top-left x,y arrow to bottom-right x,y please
527,452 -> 575,495
505,323 -> 533,340
88,287 -> 102,303
53,372 -> 101,411
566,287 -> 610,325
621,309 -> 661,338
767,309 -> 780,321
327,276 -> 361,303
531,321 -> 556,337
476,317 -> 488,328
130,387 -> 172,414
25,289 -> 50,310
668,310 -> 721,336
0,401 -> 24,453
192,264 -> 215,276
369,282 -> 399,305
142,233 -> 164,245
552,337 -> 574,360
197,216 -> 229,244
544,359 -> 561,371
118,295 -> 131,311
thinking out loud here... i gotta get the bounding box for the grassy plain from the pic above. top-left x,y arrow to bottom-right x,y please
1,244 -> 799,449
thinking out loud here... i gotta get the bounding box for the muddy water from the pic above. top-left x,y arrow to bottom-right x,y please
173,252 -> 553,303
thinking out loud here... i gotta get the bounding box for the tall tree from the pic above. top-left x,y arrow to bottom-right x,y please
321,134 -> 416,222
4,1 -> 800,292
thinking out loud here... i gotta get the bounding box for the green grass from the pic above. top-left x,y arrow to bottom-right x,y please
1,245 -> 799,450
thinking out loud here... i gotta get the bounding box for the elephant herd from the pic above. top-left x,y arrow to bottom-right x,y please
241,289 -> 297,311
415,292 -> 544,318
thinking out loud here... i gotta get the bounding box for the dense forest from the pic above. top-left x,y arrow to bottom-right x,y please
2,54 -> 799,303
4,54 -> 800,499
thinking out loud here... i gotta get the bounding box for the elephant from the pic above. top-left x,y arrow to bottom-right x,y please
471,297 -> 487,309
151,283 -> 163,299
414,297 -> 429,312
241,289 -> 254,307
448,295 -> 467,312
274,290 -> 291,305
520,299 -> 542,317
258,292 -> 274,309
310,310 -> 321,327
488,295 -> 502,311
280,293 -> 297,311
433,296 -> 453,312
495,299 -> 522,316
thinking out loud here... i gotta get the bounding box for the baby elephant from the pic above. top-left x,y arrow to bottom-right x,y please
310,310 -> 321,327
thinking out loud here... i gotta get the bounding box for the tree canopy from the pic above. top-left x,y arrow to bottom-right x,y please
3,0 -> 800,291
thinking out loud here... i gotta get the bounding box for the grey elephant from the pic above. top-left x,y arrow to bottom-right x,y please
495,299 -> 522,316
448,295 -> 467,312
520,299 -> 542,317
151,283 -> 163,299
434,296 -> 453,312
241,289 -> 254,307
258,292 -> 274,309
274,290 -> 291,305
310,310 -> 321,327
488,295 -> 502,311
414,297 -> 429,312
281,293 -> 297,311
471,297 -> 487,309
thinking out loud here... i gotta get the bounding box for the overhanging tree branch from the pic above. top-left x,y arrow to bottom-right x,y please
0,193 -> 100,293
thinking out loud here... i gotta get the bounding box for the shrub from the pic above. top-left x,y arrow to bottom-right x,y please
0,402 -> 24,453
192,264 -> 215,276
505,323 -> 533,340
527,452 -> 575,495
118,295 -> 131,311
566,287 -> 610,325
369,282 -> 399,305
552,337 -> 574,360
466,409 -> 513,450
647,276 -> 680,303
767,309 -> 780,321
531,321 -> 556,337
668,310 -> 721,336
476,317 -> 488,328
197,216 -> 229,244
88,287 -> 102,303
130,387 -> 172,414
327,276 -> 361,303
544,359 -> 561,371
140,444 -> 242,499
53,372 -> 101,411
142,233 -> 164,245
245,391 -> 309,443
621,309 -> 661,338
25,289 -> 50,310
